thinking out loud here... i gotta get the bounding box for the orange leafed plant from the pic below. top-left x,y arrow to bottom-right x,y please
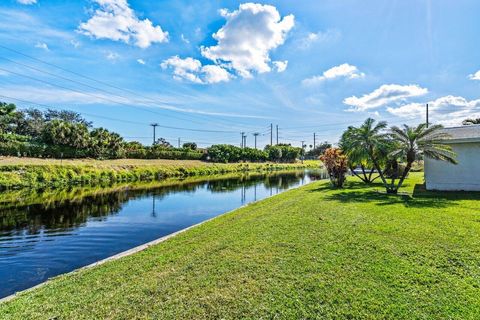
320,147 -> 348,188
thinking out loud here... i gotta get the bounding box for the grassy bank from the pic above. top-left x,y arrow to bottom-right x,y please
0,157 -> 319,189
2,173 -> 480,318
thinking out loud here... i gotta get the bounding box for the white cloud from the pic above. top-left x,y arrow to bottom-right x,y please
201,65 -> 232,84
137,58 -> 146,65
299,29 -> 341,49
180,34 -> 190,44
200,3 -> 294,78
78,0 -> 168,48
387,95 -> 480,126
344,84 -> 428,111
161,56 -> 232,84
34,42 -> 49,51
70,39 -> 80,48
106,51 -> 119,60
17,0 -> 36,4
468,70 -> 480,81
303,63 -> 364,85
273,60 -> 288,73
0,10 -> 72,42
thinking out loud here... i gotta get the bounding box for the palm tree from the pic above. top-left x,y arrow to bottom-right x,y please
463,118 -> 480,125
389,123 -> 457,193
341,118 -> 392,188
340,127 -> 378,183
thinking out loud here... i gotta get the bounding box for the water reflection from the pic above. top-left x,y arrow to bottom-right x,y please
0,169 -> 326,298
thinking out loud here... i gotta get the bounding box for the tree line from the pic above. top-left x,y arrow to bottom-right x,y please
0,102 -> 303,163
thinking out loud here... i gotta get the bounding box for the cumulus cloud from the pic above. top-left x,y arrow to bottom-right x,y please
78,0 -> 168,48
387,95 -> 480,126
137,58 -> 146,65
161,56 -> 232,84
303,63 -> 364,85
17,0 -> 36,4
344,84 -> 428,111
469,70 -> 480,81
200,3 -> 294,78
34,42 -> 49,51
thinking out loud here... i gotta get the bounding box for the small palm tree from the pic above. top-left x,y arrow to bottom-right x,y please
463,118 -> 480,125
341,118 -> 391,187
389,123 -> 457,193
340,126 -> 378,183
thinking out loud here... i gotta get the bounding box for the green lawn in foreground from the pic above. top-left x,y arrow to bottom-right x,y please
1,173 -> 480,319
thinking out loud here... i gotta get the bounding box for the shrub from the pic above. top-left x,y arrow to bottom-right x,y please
320,148 -> 348,188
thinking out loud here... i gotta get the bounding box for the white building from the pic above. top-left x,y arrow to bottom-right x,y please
425,124 -> 480,191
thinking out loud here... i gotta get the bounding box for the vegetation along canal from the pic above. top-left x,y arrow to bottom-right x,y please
0,170 -> 325,298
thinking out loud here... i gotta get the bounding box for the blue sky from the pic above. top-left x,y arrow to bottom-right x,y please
0,0 -> 479,148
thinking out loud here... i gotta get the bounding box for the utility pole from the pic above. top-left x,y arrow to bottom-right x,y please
270,123 -> 273,146
150,123 -> 158,145
426,103 -> 429,128
300,140 -> 305,164
276,125 -> 279,145
253,132 -> 260,149
313,133 -> 316,149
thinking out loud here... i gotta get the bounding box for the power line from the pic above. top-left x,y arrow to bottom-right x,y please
0,66 -> 227,128
0,45 -> 269,130
0,94 -> 248,134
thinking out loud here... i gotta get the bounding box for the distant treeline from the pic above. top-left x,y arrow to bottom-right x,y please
0,102 -> 307,163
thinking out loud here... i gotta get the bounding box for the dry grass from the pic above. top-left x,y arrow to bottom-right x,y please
0,157 -> 209,168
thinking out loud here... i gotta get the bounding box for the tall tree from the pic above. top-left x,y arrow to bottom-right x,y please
89,128 -> 124,159
154,137 -> 173,148
0,102 -> 18,134
45,109 -> 92,127
388,123 -> 457,193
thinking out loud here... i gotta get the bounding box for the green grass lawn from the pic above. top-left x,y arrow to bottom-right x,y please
1,173 -> 480,319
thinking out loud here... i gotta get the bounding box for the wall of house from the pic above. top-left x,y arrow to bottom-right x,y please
425,142 -> 480,191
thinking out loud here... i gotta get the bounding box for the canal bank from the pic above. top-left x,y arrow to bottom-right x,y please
1,173 -> 479,319
0,170 -> 325,299
0,158 -> 318,189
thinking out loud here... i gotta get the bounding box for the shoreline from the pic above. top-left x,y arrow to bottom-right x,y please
0,179 -> 314,304
0,158 -> 319,190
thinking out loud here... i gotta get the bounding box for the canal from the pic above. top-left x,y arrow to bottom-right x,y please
0,170 -> 325,298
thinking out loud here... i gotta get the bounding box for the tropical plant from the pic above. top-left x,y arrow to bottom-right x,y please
462,118 -> 480,125
340,118 -> 392,188
387,123 -> 457,193
339,127 -> 379,183
320,147 -> 348,188
89,128 -> 125,159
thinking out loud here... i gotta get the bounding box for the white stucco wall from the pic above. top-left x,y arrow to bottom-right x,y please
425,142 -> 480,191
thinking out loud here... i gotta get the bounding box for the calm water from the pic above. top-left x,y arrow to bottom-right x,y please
0,170 -> 325,298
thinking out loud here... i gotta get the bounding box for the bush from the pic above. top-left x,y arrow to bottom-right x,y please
320,148 -> 348,188
265,144 -> 301,163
